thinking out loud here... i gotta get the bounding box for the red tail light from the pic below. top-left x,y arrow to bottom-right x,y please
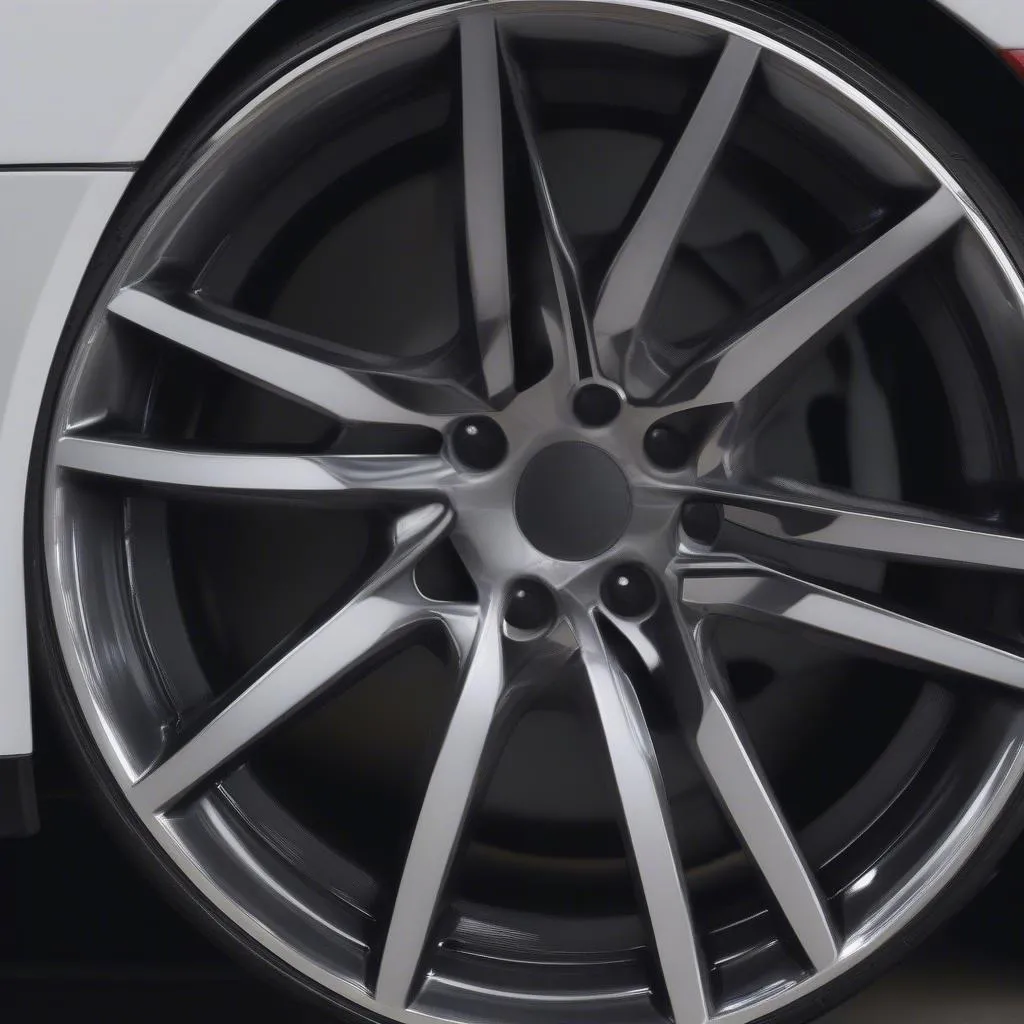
1001,49 -> 1024,78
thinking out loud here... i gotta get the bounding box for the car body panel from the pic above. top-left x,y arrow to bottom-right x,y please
0,0 -> 1023,760
0,0 -> 274,165
935,0 -> 1024,47
0,171 -> 131,756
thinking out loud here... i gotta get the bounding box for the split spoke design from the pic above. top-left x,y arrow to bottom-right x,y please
499,33 -> 598,388
56,435 -> 456,497
376,599 -> 505,1009
594,37 -> 761,387
109,288 -> 468,429
460,14 -> 515,403
680,617 -> 839,970
681,564 -> 1024,692
131,505 -> 453,814
696,677 -> 840,970
573,610 -> 709,1024
701,481 -> 1024,571
637,188 -> 964,424
612,606 -> 839,972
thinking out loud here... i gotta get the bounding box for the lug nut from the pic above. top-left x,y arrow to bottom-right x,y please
505,578 -> 557,636
451,416 -> 508,471
601,563 -> 658,620
572,383 -> 622,428
644,423 -> 690,470
680,500 -> 723,547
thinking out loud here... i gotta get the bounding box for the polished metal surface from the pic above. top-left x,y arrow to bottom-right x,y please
108,288 -> 475,428
40,3 -> 1024,1024
593,34 -> 761,392
687,617 -> 839,972
647,189 -> 965,414
131,504 -> 462,814
376,595 -> 504,1010
681,565 -> 1024,691
460,11 -> 515,405
574,605 -> 708,1024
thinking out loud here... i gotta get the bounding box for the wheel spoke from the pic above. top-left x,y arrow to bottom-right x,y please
687,623 -> 839,970
56,435 -> 455,496
573,610 -> 708,1024
109,288 -> 466,428
500,35 -> 597,387
639,188 -> 964,422
594,36 -> 760,385
131,504 -> 452,814
611,604 -> 839,971
460,13 -> 514,403
376,599 -> 504,1009
681,564 -> 1024,691
704,482 -> 1024,570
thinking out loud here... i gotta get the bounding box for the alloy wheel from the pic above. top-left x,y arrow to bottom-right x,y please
39,2 -> 1024,1022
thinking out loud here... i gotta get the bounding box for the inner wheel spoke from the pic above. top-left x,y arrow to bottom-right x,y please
685,621 -> 839,970
641,188 -> 964,422
573,610 -> 708,1024
131,504 -> 452,814
108,288 -> 465,429
56,436 -> 455,497
681,564 -> 1024,692
376,599 -> 504,1010
707,482 -> 1024,570
460,13 -> 514,404
593,36 -> 760,386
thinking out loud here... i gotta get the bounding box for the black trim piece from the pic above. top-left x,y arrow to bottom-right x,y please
0,754 -> 40,837
0,163 -> 140,173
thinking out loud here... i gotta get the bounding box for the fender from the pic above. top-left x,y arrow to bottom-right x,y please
935,0 -> 1024,47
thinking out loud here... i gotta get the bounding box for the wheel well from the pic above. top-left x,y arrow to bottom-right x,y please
776,0 -> 1024,206
144,1 -> 1024,211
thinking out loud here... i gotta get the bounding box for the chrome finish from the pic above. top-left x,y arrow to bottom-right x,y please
41,4 -> 1024,1024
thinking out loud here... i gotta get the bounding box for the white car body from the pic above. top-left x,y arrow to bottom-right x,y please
0,0 -> 1021,763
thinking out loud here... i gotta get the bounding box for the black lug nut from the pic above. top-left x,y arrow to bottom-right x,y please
601,563 -> 658,620
505,579 -> 557,636
644,423 -> 690,470
680,500 -> 723,547
573,383 -> 622,428
452,416 -> 508,471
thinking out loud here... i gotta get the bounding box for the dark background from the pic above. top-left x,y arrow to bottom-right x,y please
4,711 -> 1024,1023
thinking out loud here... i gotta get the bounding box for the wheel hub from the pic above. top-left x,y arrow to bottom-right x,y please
514,441 -> 632,561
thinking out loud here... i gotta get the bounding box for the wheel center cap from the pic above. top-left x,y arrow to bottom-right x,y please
515,442 -> 632,561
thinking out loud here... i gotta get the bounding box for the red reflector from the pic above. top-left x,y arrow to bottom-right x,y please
1002,49 -> 1024,78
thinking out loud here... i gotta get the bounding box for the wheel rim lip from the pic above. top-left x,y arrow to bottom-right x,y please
39,1 -> 1024,1021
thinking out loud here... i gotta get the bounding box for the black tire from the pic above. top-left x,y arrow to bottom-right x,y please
25,3 -> 1024,1022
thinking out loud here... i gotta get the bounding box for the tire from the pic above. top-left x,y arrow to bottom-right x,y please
26,3 -> 1024,1023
